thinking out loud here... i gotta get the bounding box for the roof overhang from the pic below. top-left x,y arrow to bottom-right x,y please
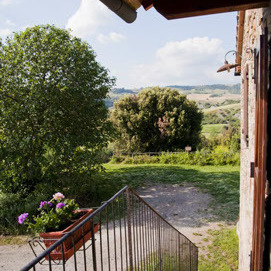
99,0 -> 269,22
144,0 -> 269,20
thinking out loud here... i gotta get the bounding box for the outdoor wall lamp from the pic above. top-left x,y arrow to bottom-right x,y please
217,48 -> 253,73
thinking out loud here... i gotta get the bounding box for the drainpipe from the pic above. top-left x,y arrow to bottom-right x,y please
99,0 -> 137,23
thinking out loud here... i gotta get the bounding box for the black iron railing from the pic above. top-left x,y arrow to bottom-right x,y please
20,186 -> 198,271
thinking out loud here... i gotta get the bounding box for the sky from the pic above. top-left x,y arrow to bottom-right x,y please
0,0 -> 241,89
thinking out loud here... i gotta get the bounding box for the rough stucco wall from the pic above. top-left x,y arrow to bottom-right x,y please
238,7 -> 271,271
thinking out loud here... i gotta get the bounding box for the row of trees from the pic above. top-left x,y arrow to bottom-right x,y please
0,25 -> 215,195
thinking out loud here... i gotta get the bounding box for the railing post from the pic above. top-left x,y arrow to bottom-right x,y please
158,219 -> 162,269
126,189 -> 134,271
178,234 -> 181,271
189,242 -> 192,271
195,247 -> 198,271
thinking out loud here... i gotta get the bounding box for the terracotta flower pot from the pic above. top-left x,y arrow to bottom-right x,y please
39,209 -> 99,261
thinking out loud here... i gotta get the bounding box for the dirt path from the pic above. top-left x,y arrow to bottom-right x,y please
137,183 -> 228,248
0,183 -> 230,270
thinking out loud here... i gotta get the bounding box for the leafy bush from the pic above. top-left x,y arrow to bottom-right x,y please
110,149 -> 240,166
0,174 -> 101,234
0,25 -> 114,194
0,191 -> 51,234
111,87 -> 203,153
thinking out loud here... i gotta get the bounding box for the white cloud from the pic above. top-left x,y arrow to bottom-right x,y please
5,19 -> 15,27
0,28 -> 12,37
131,37 -> 239,87
0,19 -> 16,39
97,32 -> 126,44
66,0 -> 112,38
0,0 -> 13,6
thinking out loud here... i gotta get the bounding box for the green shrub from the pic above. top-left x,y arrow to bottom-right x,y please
0,191 -> 52,234
110,155 -> 126,163
111,87 -> 203,153
0,172 -> 107,234
110,149 -> 240,166
0,25 -> 114,194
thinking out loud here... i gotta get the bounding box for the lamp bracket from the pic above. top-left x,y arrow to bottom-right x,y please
224,48 -> 253,63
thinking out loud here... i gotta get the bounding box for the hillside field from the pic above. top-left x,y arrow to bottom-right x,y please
202,124 -> 226,137
106,84 -> 240,109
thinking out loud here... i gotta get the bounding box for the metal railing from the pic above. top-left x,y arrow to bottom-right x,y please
20,186 -> 198,271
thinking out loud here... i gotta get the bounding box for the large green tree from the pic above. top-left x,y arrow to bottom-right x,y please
111,87 -> 203,152
0,25 -> 115,193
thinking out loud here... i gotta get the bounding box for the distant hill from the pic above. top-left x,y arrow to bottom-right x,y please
111,88 -> 136,94
167,84 -> 240,94
106,84 -> 241,108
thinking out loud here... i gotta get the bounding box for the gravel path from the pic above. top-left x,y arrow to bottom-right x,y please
137,183 -> 226,249
0,183 -> 226,271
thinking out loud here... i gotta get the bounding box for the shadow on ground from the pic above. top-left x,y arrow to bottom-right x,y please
99,164 -> 240,222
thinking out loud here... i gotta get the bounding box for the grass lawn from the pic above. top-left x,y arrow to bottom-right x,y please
100,163 -> 240,271
0,235 -> 30,246
101,164 -> 240,222
199,227 -> 239,271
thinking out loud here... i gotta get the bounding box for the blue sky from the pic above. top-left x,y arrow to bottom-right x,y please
0,0 -> 241,88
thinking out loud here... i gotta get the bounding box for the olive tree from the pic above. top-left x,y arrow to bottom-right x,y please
0,25 -> 115,193
111,87 -> 203,152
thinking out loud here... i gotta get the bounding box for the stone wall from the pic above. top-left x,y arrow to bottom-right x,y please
238,7 -> 271,271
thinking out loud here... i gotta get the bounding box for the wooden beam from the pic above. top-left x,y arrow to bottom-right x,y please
153,0 -> 269,19
235,11 -> 245,76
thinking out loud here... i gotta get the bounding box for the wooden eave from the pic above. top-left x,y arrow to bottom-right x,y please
141,0 -> 269,19
235,11 -> 245,76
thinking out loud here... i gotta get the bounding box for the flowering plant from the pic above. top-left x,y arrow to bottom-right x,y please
18,192 -> 79,234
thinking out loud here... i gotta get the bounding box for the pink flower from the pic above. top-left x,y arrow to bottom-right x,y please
39,201 -> 53,208
39,201 -> 47,208
56,203 -> 65,209
18,213 -> 28,224
53,192 -> 65,200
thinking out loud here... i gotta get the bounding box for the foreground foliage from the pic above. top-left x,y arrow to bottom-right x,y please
0,25 -> 114,194
18,192 -> 79,234
0,164 -> 239,234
